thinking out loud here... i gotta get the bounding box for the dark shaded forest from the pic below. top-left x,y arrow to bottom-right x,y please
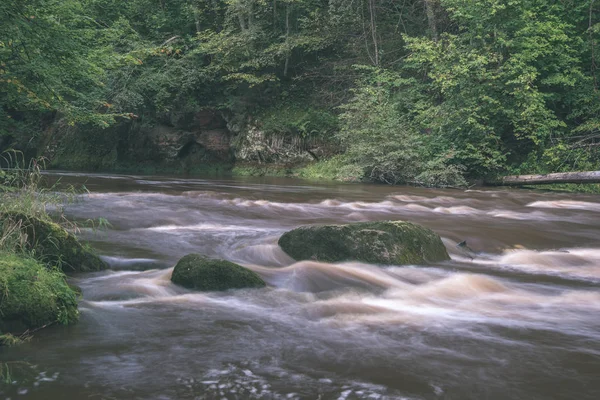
2,0 -> 600,185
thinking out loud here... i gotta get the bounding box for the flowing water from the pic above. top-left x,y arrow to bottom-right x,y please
2,172 -> 600,400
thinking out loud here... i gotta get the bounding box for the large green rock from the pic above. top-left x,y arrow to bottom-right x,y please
1,212 -> 108,273
278,220 -> 450,265
0,252 -> 79,335
171,254 -> 266,291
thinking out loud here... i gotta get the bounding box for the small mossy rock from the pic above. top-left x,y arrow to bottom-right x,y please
0,252 -> 79,334
171,254 -> 266,291
1,212 -> 108,273
278,220 -> 450,265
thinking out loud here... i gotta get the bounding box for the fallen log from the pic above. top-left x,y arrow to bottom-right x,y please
493,171 -> 600,186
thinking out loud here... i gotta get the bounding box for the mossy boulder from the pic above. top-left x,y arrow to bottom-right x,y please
1,212 -> 108,273
171,254 -> 266,291
278,220 -> 450,265
0,252 -> 79,335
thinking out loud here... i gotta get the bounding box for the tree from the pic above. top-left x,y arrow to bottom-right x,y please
0,0 -> 123,131
400,0 -> 586,176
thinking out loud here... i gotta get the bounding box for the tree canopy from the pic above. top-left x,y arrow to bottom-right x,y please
1,0 -> 599,183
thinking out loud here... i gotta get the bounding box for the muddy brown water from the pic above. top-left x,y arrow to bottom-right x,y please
2,172 -> 600,400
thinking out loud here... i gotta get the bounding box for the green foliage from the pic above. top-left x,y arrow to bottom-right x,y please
0,332 -> 27,347
397,0 -> 599,177
0,153 -> 107,272
0,0 -> 126,128
0,152 -> 68,218
415,158 -> 468,188
297,156 -> 347,181
1,212 -> 108,273
334,71 -> 468,187
232,164 -> 296,177
259,104 -> 337,138
337,81 -> 422,184
0,156 -> 103,343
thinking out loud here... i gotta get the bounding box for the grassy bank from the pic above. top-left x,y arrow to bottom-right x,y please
0,156 -> 106,345
518,183 -> 600,194
50,161 -> 234,177
0,252 -> 79,340
233,161 -> 600,194
231,157 -> 352,182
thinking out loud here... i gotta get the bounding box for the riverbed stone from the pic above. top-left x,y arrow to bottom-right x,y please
171,254 -> 266,291
278,221 -> 450,265
0,212 -> 108,273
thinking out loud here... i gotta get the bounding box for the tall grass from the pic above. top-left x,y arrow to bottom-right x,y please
1,151 -> 86,346
0,151 -> 76,217
0,151 -> 88,256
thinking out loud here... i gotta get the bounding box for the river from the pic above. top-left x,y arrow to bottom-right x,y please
2,172 -> 600,399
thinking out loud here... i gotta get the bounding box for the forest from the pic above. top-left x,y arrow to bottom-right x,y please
1,0 -> 600,186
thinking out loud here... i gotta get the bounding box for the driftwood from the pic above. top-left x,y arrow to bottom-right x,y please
494,171 -> 600,186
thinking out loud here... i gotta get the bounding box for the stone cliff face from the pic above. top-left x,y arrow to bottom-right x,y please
1,110 -> 333,173
226,116 -> 331,166
231,125 -> 319,164
41,111 -> 233,173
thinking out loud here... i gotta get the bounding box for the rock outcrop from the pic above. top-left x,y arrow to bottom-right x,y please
278,221 -> 450,265
41,110 -> 233,173
171,254 -> 266,291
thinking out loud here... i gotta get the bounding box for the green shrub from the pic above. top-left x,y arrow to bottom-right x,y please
415,158 -> 468,188
297,156 -> 351,181
259,105 -> 338,138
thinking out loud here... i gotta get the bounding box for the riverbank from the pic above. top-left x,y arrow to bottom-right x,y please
43,161 -> 600,194
0,166 -> 107,347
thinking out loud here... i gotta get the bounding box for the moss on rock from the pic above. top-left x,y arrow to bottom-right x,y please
171,254 -> 266,291
0,252 -> 79,334
1,212 -> 108,273
278,220 -> 450,265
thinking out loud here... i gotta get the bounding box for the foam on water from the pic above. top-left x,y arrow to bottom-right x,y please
433,206 -> 482,215
463,247 -> 600,282
249,261 -> 411,292
179,362 -> 411,400
145,223 -> 277,233
101,256 -> 169,270
527,200 -> 600,212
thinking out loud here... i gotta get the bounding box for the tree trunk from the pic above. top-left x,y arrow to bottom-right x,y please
238,14 -> 247,31
284,4 -> 290,77
590,0 -> 598,90
248,1 -> 255,29
424,0 -> 438,42
492,171 -> 600,186
368,0 -> 379,66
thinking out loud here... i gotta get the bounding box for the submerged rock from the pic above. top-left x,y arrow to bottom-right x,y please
171,254 -> 266,291
0,252 -> 79,335
278,221 -> 450,265
0,212 -> 108,273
